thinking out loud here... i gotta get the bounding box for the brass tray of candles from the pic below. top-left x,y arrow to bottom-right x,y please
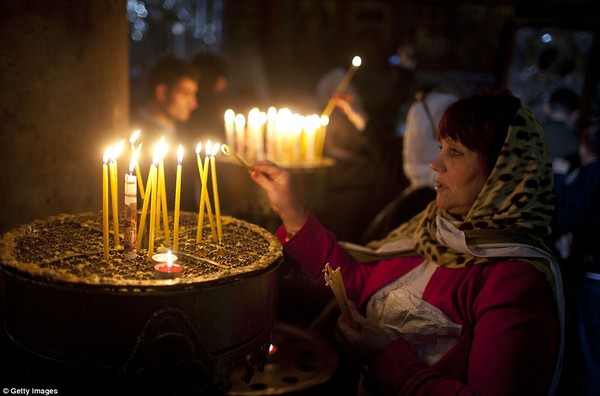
0,211 -> 282,289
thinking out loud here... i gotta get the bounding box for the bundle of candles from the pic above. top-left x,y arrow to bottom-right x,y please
323,263 -> 358,330
102,131 -> 234,266
223,107 -> 328,165
223,55 -> 362,165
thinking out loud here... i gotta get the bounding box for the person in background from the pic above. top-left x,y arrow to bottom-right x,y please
131,56 -> 198,144
553,123 -> 600,396
542,87 -> 581,165
130,56 -> 199,212
402,85 -> 459,189
184,52 -> 230,140
250,91 -> 563,395
313,68 -> 403,243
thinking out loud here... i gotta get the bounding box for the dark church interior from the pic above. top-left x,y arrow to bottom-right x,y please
1,1 -> 599,395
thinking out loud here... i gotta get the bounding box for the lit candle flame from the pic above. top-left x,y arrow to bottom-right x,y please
129,145 -> 141,175
211,142 -> 221,157
129,130 -> 141,146
352,55 -> 362,67
234,113 -> 246,129
157,136 -> 168,160
152,144 -> 160,166
166,250 -> 172,268
112,139 -> 125,162
104,147 -> 112,164
224,109 -> 235,124
177,144 -> 184,164
195,142 -> 202,155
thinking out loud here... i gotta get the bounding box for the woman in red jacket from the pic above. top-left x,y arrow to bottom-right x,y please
251,91 -> 564,396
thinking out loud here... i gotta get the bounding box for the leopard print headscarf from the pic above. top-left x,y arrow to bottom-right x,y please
367,100 -> 556,284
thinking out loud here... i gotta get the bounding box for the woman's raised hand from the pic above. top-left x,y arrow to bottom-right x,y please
251,161 -> 306,233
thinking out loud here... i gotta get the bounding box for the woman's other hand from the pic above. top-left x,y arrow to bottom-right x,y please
335,303 -> 393,362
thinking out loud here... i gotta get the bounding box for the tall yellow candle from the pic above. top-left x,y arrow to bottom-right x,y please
203,153 -> 217,242
123,146 -> 140,260
196,142 -> 217,243
102,148 -> 111,259
148,160 -> 158,258
110,140 -> 125,248
196,143 -> 205,242
158,157 -> 170,246
108,160 -> 120,248
210,143 -> 222,243
129,130 -> 145,198
224,109 -> 235,149
173,145 -> 183,251
136,160 -> 155,251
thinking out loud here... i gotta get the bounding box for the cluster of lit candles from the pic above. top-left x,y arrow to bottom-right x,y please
223,56 -> 362,165
223,107 -> 328,164
102,131 -> 243,278
99,55 -> 362,278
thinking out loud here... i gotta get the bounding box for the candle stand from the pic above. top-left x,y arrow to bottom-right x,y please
0,212 -> 282,395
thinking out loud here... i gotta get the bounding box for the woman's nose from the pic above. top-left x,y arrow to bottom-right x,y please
430,154 -> 443,173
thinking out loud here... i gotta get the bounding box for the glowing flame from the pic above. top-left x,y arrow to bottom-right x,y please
177,145 -> 184,164
103,147 -> 112,164
195,142 -> 202,155
129,130 -> 141,145
224,109 -> 235,124
111,139 -> 125,162
234,113 -> 246,128
352,56 -> 362,67
166,250 -> 173,268
129,145 -> 141,174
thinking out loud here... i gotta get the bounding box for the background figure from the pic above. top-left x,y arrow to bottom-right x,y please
541,87 -> 581,164
314,68 -> 402,243
130,56 -> 199,212
184,52 -> 230,141
402,85 -> 459,189
553,123 -> 600,396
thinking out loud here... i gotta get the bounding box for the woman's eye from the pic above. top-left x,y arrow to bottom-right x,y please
450,148 -> 462,156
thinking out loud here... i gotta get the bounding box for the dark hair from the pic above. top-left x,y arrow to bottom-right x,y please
146,56 -> 198,97
191,52 -> 228,92
437,90 -> 520,174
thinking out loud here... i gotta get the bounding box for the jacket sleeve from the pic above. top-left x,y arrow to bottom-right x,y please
276,211 -> 377,303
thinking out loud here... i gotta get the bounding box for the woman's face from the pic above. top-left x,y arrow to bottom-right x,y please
430,138 -> 488,216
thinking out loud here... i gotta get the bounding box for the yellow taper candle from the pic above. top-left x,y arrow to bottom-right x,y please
196,142 -> 217,242
210,143 -> 222,243
158,156 -> 170,246
148,159 -> 158,258
136,159 -> 156,251
173,145 -> 183,251
102,148 -> 111,259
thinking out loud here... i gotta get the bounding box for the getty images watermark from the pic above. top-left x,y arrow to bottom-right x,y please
3,389 -> 58,395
